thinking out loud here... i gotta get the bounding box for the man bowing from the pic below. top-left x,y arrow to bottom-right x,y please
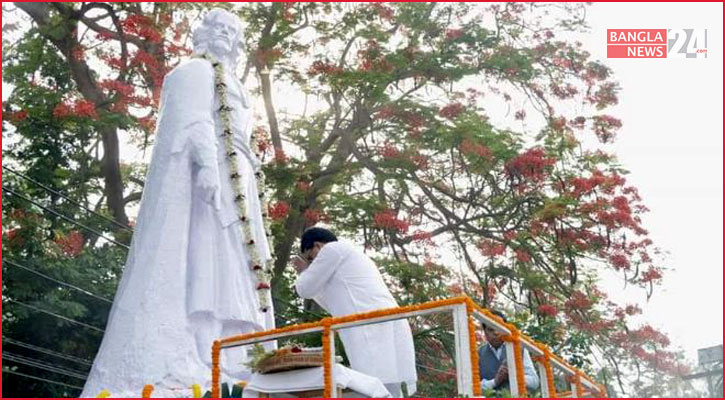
293,227 -> 418,397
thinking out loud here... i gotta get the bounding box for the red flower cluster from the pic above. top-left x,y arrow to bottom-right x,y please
537,304 -> 558,317
515,249 -> 531,263
439,102 -> 465,120
409,230 -> 433,244
459,139 -> 492,159
445,29 -> 464,41
612,325 -> 686,375
71,45 -> 86,61
4,228 -> 25,249
8,110 -> 28,123
640,267 -> 663,283
55,231 -> 84,257
296,181 -> 311,192
122,14 -> 162,43
253,127 -> 271,154
99,79 -> 135,98
410,154 -> 429,170
379,143 -> 400,159
589,82 -> 619,109
609,253 -> 631,270
571,116 -> 587,129
358,39 -> 393,73
373,209 -> 410,233
375,104 -> 396,120
487,282 -> 498,301
269,201 -> 290,221
562,170 -> 626,200
255,47 -> 284,65
505,148 -> 556,182
74,100 -> 98,118
478,240 -> 506,257
591,114 -> 622,143
53,100 -> 98,119
564,290 -> 593,311
136,116 -> 156,133
273,147 -> 289,164
53,103 -> 73,118
308,60 -> 343,77
550,83 -> 578,99
582,62 -> 610,84
448,283 -> 463,295
371,3 -> 394,21
303,208 -> 328,225
374,105 -> 425,137
630,324 -> 670,347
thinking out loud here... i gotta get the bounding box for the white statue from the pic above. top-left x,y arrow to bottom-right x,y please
81,9 -> 275,397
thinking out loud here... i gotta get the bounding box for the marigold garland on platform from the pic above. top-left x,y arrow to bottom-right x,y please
501,323 -> 527,397
532,343 -> 557,398
322,318 -> 333,398
195,53 -> 273,312
220,320 -> 323,345
141,384 -> 154,398
574,372 -> 585,397
211,340 -> 221,398
210,295 -> 605,398
465,298 -> 483,397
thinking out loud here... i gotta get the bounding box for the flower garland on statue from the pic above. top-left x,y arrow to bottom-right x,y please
196,53 -> 273,312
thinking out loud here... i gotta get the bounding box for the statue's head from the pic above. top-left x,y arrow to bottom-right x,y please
192,8 -> 244,66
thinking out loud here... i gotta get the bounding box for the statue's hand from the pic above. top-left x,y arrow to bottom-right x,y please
197,167 -> 222,211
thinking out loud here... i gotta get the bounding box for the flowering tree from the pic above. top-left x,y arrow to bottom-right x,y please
238,3 -> 688,396
3,2 -> 693,397
3,3 -> 203,396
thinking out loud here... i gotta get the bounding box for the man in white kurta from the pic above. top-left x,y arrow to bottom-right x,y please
81,9 -> 273,397
294,228 -> 417,397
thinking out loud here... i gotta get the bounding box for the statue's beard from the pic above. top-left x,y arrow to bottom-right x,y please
208,38 -> 232,59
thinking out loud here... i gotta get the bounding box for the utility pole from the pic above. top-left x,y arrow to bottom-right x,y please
683,345 -> 723,398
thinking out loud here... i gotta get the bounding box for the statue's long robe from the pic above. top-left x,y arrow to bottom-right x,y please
81,58 -> 274,397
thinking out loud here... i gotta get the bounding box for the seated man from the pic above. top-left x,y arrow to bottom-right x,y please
478,310 -> 540,393
293,227 -> 417,397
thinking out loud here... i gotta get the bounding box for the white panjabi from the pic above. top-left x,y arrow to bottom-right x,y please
295,240 -> 418,396
81,12 -> 274,397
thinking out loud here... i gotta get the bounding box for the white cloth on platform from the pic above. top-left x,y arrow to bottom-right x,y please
81,58 -> 274,397
295,241 -> 417,396
242,364 -> 392,398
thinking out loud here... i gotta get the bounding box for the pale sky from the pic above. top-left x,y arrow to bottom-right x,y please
3,1 -> 722,370
581,2 -> 723,365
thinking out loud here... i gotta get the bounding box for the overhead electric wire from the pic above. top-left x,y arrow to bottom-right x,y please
2,185 -> 130,250
2,337 -> 93,367
4,299 -> 105,333
2,352 -> 89,380
3,259 -> 113,304
2,165 -> 133,233
1,368 -> 84,390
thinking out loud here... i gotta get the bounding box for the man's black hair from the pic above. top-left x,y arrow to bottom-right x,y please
300,227 -> 338,253
489,309 -> 507,323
